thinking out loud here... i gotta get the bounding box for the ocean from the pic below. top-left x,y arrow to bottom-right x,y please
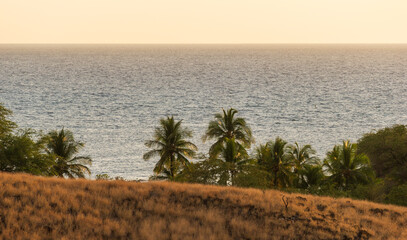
1,44 -> 406,180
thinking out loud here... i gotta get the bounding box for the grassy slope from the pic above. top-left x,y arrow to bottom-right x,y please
0,173 -> 406,239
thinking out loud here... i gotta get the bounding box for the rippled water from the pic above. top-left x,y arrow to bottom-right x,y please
1,44 -> 407,180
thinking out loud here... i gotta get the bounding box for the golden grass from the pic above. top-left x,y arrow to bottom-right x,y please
0,173 -> 406,239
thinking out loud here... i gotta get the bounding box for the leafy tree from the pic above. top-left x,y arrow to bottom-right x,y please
0,129 -> 55,175
0,103 -> 16,138
385,184 -> 407,206
202,108 -> 254,158
175,158 -> 224,185
0,104 -> 55,176
144,116 -> 197,180
357,125 -> 407,183
43,128 -> 92,178
232,165 -> 270,189
256,137 -> 293,188
323,140 -> 374,190
349,179 -> 386,203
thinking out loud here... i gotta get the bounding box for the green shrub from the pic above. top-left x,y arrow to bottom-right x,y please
349,180 -> 386,202
385,184 -> 407,206
358,125 -> 407,183
96,173 -> 112,180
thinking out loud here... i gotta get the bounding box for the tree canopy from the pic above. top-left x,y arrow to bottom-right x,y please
0,104 -> 16,138
203,108 -> 254,158
358,125 -> 407,183
43,128 -> 92,178
144,116 -> 197,180
3,102 -> 407,207
324,140 -> 374,190
0,103 -> 92,178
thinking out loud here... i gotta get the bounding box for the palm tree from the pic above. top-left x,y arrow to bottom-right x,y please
143,116 -> 197,180
256,137 -> 293,188
149,168 -> 176,181
214,137 -> 250,186
297,164 -> 325,189
44,128 -> 92,178
323,140 -> 374,190
287,142 -> 318,187
202,108 -> 254,158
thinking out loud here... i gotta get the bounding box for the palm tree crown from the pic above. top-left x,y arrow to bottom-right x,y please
256,137 -> 293,188
143,116 -> 197,180
323,140 -> 373,190
45,128 -> 92,178
203,108 -> 253,158
297,164 -> 324,189
214,137 -> 250,186
287,142 -> 319,188
288,142 -> 318,170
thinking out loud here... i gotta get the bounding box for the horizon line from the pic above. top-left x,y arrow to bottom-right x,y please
1,43 -> 407,45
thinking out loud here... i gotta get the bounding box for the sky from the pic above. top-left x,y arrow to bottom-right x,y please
1,0 -> 407,44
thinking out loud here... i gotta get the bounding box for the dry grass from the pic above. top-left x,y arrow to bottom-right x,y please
0,173 -> 406,239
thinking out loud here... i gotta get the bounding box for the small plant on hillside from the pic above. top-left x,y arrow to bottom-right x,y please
96,173 -> 111,180
95,174 -> 125,181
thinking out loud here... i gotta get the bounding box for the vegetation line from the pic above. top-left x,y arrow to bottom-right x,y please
1,103 -> 407,207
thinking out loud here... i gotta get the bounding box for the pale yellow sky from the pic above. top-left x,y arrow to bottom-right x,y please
1,0 -> 406,44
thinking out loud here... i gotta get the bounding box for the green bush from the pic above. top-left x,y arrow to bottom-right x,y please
233,166 -> 271,189
385,184 -> 407,206
358,125 -> 407,183
349,179 -> 386,202
1,103 -> 91,178
175,159 -> 224,185
0,130 -> 55,175
96,174 -> 112,180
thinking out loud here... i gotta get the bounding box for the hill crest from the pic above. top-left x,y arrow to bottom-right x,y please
0,173 -> 406,239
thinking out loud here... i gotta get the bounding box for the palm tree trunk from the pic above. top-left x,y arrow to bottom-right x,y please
345,174 -> 349,189
170,154 -> 175,179
273,172 -> 278,187
273,165 -> 279,187
230,170 -> 235,186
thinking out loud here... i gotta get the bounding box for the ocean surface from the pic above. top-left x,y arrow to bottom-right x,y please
1,44 -> 407,180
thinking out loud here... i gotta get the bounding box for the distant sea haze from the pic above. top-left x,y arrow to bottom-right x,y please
1,44 -> 406,180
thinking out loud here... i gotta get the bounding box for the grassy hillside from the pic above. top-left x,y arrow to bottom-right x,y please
0,173 -> 406,239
